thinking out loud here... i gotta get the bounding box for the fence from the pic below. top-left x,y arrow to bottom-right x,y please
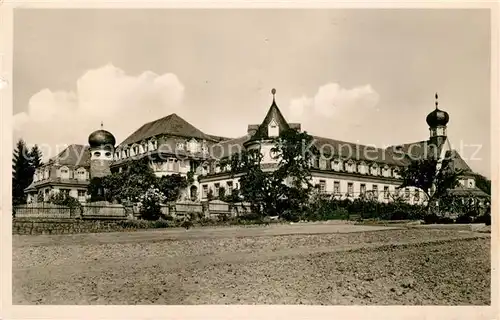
14,203 -> 73,219
13,200 -> 251,221
13,202 -> 128,220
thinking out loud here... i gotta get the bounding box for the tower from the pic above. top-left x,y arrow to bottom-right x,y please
88,122 -> 116,178
426,93 -> 450,149
243,88 -> 291,163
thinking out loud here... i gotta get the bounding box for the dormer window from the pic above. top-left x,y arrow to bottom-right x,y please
468,179 -> 475,188
176,142 -> 185,150
268,119 -> 279,137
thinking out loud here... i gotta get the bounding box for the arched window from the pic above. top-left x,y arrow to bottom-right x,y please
370,163 -> 379,176
44,168 -> 50,179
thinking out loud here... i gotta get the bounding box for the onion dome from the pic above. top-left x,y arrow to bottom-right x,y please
426,93 -> 449,127
88,122 -> 116,149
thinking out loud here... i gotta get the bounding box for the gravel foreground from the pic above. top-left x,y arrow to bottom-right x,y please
13,226 -> 491,305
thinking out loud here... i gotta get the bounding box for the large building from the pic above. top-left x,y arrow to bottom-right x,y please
25,89 -> 489,204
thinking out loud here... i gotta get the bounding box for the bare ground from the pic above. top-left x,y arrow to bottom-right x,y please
12,224 -> 491,305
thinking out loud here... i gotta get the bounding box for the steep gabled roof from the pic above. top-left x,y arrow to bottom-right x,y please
120,113 -> 215,146
47,144 -> 90,167
249,99 -> 290,142
445,150 -> 472,172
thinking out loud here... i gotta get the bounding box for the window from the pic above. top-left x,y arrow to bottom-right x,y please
468,179 -> 475,188
331,160 -> 342,171
227,181 -> 233,194
319,180 -> 326,193
405,188 -> 410,199
371,165 -> 379,176
76,168 -> 87,181
319,159 -> 327,170
93,151 -> 101,157
60,189 -> 71,195
268,120 -> 279,137
176,142 -> 185,150
105,152 -> 112,157
78,190 -> 86,197
115,152 -> 120,159
188,139 -> 199,153
383,166 -> 390,177
372,185 -> 379,197
384,186 -> 389,199
358,163 -> 367,175
414,190 -> 420,201
60,167 -> 70,179
214,183 -> 220,197
360,184 -> 366,195
393,168 -> 400,178
334,181 -> 340,194
167,158 -> 174,171
202,185 -> 208,198
347,183 -> 353,196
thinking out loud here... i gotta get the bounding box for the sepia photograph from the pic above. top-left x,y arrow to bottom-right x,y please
5,5 -> 495,313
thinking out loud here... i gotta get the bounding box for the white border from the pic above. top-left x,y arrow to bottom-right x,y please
1,1 -> 498,320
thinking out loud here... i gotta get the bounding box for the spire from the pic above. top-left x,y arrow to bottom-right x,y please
435,92 -> 439,109
100,121 -> 104,129
271,88 -> 276,105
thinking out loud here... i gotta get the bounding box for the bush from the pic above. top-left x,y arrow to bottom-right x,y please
138,187 -> 166,220
475,213 -> 491,226
181,220 -> 194,229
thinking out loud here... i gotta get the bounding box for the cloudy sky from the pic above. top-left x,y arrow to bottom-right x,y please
13,9 -> 491,177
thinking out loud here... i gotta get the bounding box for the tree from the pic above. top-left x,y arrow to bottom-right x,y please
398,155 -> 463,214
12,139 -> 35,205
157,174 -> 188,202
28,145 -> 43,169
225,128 -> 316,218
474,173 -> 491,195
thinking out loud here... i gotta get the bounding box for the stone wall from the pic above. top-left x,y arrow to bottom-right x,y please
13,218 -> 138,235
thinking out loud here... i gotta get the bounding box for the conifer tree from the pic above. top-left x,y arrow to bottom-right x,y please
12,139 -> 35,205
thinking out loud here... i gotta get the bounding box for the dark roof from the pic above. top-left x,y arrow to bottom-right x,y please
426,108 -> 450,127
211,135 -> 250,160
206,134 -> 233,142
449,186 -> 490,198
47,144 -> 90,167
312,136 -> 408,166
386,140 -> 445,160
248,99 -> 290,142
445,150 -> 472,172
120,113 -> 215,146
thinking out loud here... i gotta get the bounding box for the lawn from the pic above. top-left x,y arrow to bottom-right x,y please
12,224 -> 490,305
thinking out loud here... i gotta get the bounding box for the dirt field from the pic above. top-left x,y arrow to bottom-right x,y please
12,223 -> 491,305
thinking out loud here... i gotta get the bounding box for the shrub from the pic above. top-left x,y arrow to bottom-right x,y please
181,220 -> 194,229
138,186 -> 166,220
475,213 -> 491,226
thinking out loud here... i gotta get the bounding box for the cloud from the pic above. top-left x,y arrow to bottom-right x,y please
13,64 -> 185,160
288,83 -> 380,119
286,82 -> 381,142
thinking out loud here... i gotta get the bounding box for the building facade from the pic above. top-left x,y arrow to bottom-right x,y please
25,89 -> 489,205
